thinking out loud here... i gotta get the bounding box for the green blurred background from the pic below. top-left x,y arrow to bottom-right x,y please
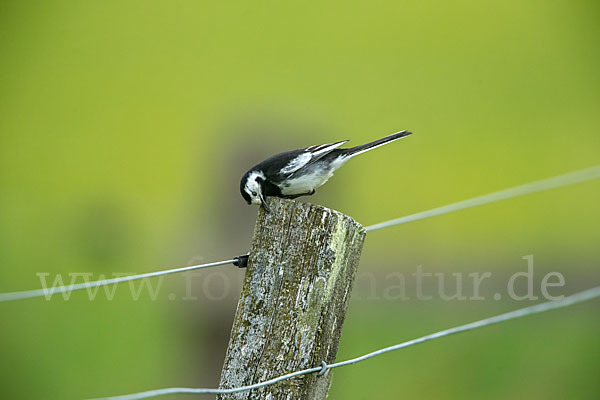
1,1 -> 599,399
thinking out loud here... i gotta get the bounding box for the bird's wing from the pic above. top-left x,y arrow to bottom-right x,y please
281,140 -> 348,176
280,152 -> 313,174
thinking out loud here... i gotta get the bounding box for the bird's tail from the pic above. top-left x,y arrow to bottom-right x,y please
343,130 -> 412,158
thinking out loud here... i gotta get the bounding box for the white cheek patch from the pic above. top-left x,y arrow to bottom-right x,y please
245,171 -> 265,198
245,184 -> 257,198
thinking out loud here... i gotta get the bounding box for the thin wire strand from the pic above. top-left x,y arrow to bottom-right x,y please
92,285 -> 600,400
4,166 -> 598,302
0,259 -> 237,303
365,165 -> 600,232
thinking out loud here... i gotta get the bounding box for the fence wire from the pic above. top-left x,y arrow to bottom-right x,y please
0,165 -> 598,398
0,258 -> 238,303
2,165 -> 598,303
365,164 -> 600,232
92,284 -> 600,400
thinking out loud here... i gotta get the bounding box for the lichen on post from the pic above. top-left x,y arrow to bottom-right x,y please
217,197 -> 366,400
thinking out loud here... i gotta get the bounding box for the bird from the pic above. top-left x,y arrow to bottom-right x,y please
240,130 -> 412,212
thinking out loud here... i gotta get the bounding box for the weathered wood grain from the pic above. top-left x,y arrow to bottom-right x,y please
217,197 -> 365,400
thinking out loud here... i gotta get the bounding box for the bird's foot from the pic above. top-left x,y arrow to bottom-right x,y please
282,190 -> 316,200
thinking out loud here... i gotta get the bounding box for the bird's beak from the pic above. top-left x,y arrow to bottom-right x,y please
260,194 -> 271,213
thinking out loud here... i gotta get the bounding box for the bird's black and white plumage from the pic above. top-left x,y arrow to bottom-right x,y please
240,130 -> 412,211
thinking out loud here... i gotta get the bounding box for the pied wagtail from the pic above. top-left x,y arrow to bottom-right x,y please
240,130 -> 412,212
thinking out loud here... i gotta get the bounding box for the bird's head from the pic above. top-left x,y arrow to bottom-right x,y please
240,170 -> 270,212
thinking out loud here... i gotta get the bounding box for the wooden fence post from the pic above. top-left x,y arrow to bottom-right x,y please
217,197 -> 365,400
